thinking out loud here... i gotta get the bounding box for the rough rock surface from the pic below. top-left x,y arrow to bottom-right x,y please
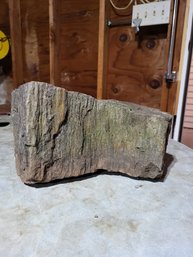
11,81 -> 172,184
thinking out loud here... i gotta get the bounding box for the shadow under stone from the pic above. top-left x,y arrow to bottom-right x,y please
160,153 -> 176,182
0,122 -> 10,127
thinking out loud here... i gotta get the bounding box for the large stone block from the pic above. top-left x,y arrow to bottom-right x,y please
12,81 -> 172,184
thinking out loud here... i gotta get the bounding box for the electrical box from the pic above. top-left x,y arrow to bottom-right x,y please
132,0 -> 171,27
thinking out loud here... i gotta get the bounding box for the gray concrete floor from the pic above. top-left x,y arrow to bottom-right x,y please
1,124 -> 193,257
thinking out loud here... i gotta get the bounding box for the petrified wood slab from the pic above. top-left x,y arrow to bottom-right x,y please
11,81 -> 172,184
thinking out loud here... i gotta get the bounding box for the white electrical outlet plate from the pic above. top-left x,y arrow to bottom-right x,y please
132,0 -> 171,27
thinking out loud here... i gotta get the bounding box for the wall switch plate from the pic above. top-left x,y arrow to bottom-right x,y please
132,0 -> 171,27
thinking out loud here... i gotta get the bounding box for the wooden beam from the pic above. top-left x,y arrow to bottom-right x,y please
160,0 -> 174,113
168,0 -> 187,114
97,0 -> 109,99
8,0 -> 23,88
160,0 -> 187,114
49,0 -> 61,86
174,0 -> 190,115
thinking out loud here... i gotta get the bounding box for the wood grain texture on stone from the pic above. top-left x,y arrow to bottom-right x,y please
11,81 -> 172,184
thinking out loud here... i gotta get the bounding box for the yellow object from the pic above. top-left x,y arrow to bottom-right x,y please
0,30 -> 10,60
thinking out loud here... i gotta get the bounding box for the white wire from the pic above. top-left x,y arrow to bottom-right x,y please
109,0 -> 134,10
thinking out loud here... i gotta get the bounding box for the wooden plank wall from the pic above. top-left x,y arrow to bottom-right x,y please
9,0 -> 49,88
104,0 -> 186,110
9,0 -> 23,87
106,1 -> 162,109
107,25 -> 167,109
20,0 -> 50,83
184,54 -> 193,128
49,0 -> 61,85
50,0 -> 99,97
0,0 -> 187,114
59,0 -> 99,97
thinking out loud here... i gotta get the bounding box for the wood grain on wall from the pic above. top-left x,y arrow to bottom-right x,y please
103,0 -> 168,109
107,25 -> 167,109
1,0 -> 187,114
9,0 -> 23,87
105,0 -> 186,112
57,0 -> 99,97
20,0 -> 50,83
49,0 -> 61,85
